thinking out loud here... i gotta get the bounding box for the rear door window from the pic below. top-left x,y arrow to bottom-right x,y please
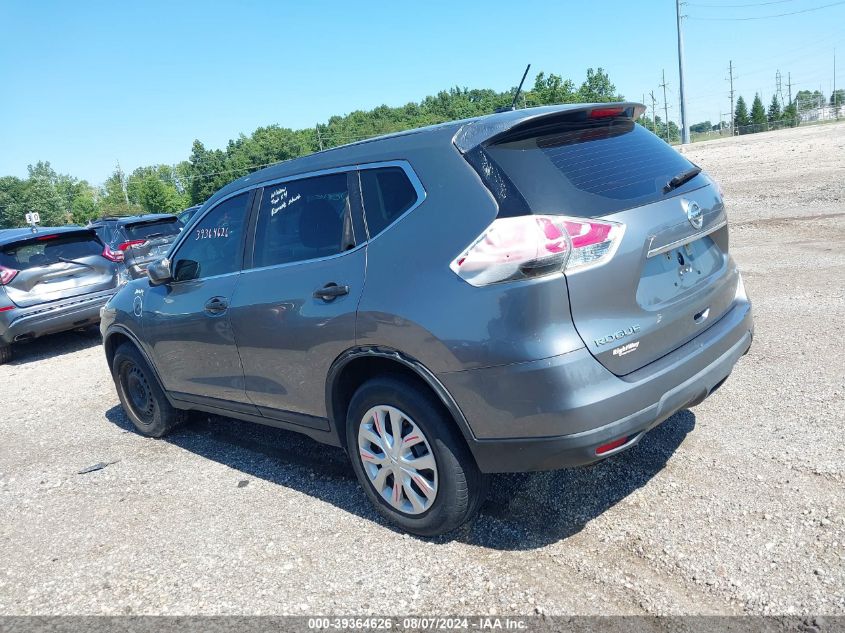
359,167 -> 419,238
0,232 -> 103,270
252,173 -> 351,268
484,120 -> 704,217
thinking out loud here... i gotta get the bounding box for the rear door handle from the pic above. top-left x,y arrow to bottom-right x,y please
204,296 -> 229,315
313,283 -> 349,302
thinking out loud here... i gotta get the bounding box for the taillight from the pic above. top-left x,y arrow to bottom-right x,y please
450,215 -> 624,286
117,239 -> 146,251
0,265 -> 18,285
102,244 -> 124,262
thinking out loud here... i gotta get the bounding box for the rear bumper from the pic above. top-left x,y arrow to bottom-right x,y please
0,290 -> 115,344
439,296 -> 753,473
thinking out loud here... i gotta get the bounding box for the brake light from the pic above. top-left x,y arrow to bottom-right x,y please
35,234 -> 59,241
117,239 -> 146,251
450,215 -> 624,286
0,265 -> 18,285
590,107 -> 625,119
0,305 -> 13,312
102,244 -> 124,262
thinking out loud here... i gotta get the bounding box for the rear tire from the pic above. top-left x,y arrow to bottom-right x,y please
112,342 -> 183,437
346,376 -> 488,537
0,344 -> 10,365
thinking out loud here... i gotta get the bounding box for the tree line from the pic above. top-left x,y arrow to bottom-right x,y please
0,68 -> 641,229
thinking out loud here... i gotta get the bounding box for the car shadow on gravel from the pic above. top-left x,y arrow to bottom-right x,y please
104,405 -> 694,550
4,328 -> 102,365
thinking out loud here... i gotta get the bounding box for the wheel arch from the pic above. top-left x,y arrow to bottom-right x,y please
103,326 -> 170,399
326,347 -> 477,454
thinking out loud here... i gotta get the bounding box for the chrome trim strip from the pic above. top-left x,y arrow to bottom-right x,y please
646,218 -> 728,258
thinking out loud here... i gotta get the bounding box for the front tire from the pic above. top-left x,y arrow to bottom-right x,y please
0,344 -> 10,365
346,376 -> 488,537
112,343 -> 183,437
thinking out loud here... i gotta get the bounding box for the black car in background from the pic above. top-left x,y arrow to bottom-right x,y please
0,227 -> 122,363
88,214 -> 182,279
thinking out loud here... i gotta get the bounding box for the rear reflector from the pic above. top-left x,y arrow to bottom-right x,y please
0,265 -> 18,285
596,436 -> 629,455
450,215 -> 623,286
0,305 -> 13,313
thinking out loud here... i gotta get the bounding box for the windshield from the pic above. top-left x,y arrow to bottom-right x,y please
0,232 -> 103,270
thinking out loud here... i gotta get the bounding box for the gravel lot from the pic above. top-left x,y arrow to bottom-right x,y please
1,122 -> 843,616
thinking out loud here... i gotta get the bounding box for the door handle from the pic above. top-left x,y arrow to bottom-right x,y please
204,296 -> 229,315
313,283 -> 349,302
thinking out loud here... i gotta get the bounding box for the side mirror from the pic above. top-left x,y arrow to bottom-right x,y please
147,259 -> 172,286
173,259 -> 200,282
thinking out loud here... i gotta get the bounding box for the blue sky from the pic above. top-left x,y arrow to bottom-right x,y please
1,0 -> 842,184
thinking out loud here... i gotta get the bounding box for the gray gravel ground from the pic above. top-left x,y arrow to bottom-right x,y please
1,122 -> 844,616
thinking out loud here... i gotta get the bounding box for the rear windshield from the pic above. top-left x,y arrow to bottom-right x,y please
0,232 -> 102,270
484,120 -> 704,217
125,218 -> 181,240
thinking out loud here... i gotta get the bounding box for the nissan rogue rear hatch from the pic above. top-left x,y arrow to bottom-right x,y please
120,217 -> 181,268
468,106 -> 738,375
0,230 -> 118,307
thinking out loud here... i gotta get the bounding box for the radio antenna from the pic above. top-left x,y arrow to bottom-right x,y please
496,64 -> 531,113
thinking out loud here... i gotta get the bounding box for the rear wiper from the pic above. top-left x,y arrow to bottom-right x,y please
663,166 -> 702,193
57,256 -> 95,269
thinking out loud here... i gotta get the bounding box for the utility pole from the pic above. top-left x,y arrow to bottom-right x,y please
776,70 -> 784,106
649,91 -> 658,134
727,60 -> 736,135
787,72 -> 793,105
834,48 -> 838,117
676,0 -> 690,144
116,160 -> 129,206
660,69 -> 671,143
316,125 -> 324,151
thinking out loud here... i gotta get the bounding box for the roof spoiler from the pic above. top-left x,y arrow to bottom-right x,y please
453,102 -> 646,153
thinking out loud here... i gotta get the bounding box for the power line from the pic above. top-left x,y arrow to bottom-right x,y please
688,0 -> 797,7
688,0 -> 845,20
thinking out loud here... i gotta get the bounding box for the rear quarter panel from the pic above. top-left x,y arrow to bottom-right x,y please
355,138 -> 584,373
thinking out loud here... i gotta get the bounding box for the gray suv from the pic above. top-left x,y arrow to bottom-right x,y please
100,103 -> 753,536
1,227 -> 122,363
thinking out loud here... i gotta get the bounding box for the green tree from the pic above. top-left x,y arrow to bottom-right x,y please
577,68 -> 621,102
831,89 -> 845,109
767,95 -> 782,124
750,94 -> 767,127
690,121 -> 712,134
734,96 -> 750,131
795,89 -> 825,112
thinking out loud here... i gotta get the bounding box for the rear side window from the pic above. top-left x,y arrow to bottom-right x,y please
125,218 -> 181,240
483,120 -> 702,216
359,167 -> 418,238
0,232 -> 102,270
253,173 -> 350,268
